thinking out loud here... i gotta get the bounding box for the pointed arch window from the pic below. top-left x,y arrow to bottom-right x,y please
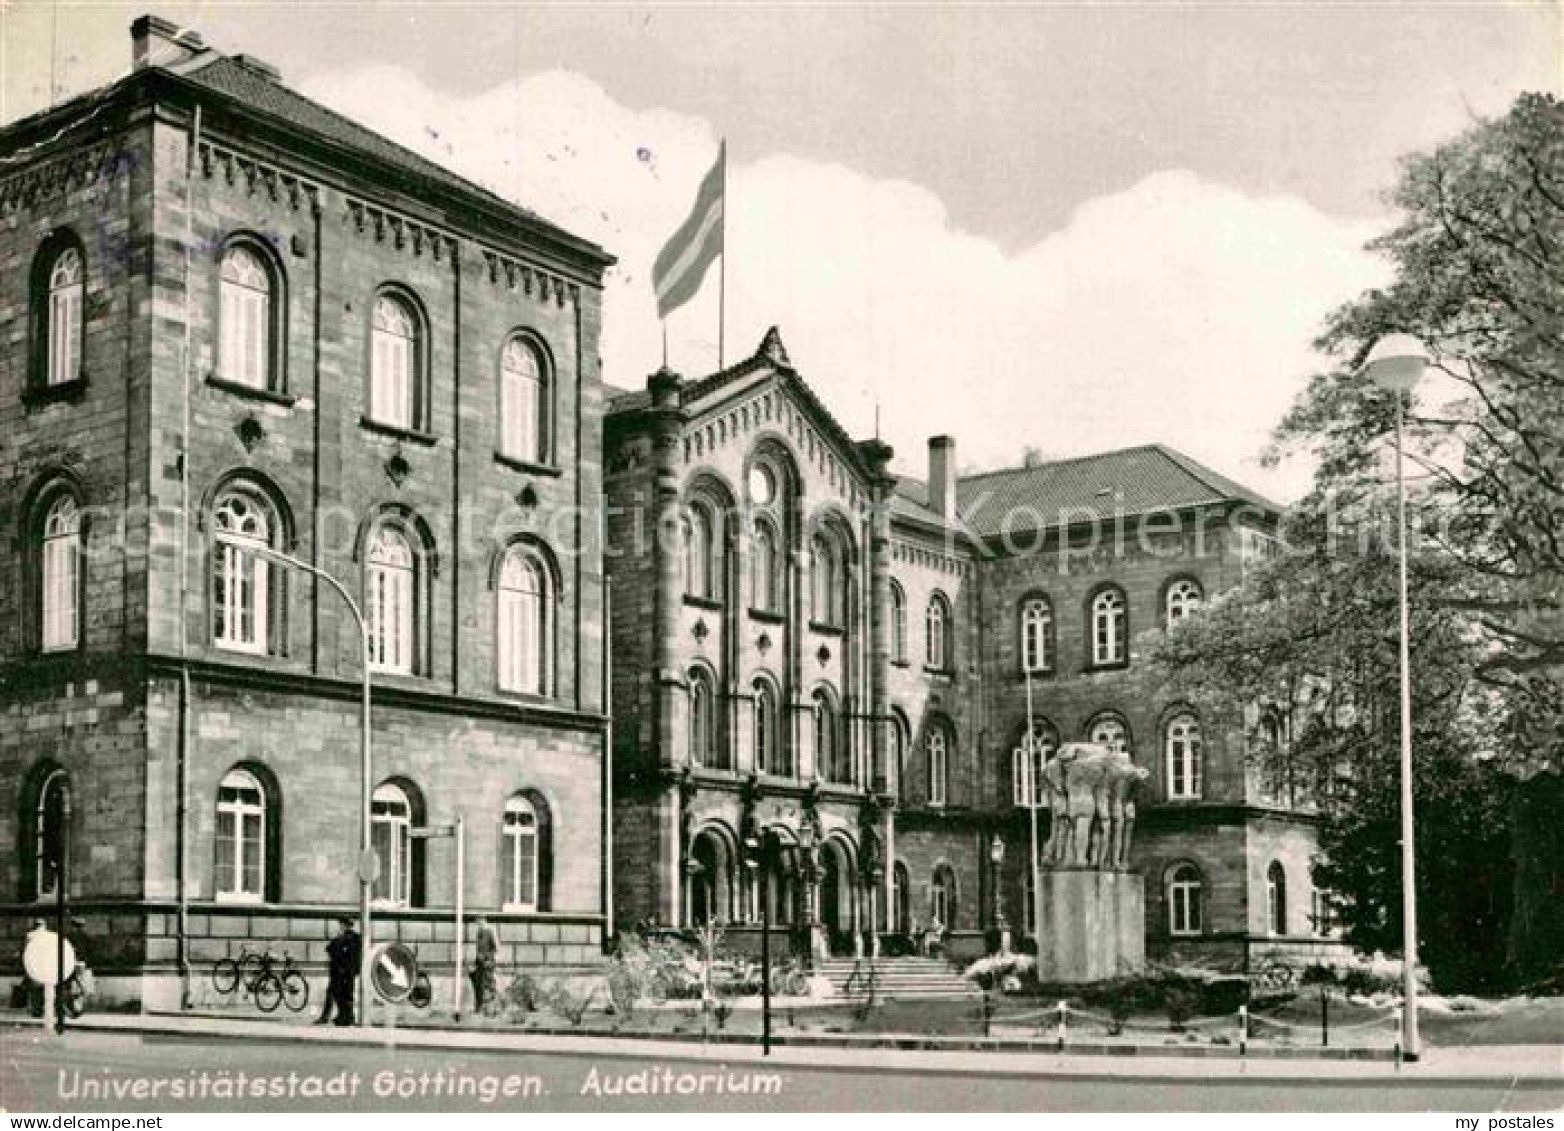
1091,586 -> 1127,666
46,246 -> 84,387
366,525 -> 417,675
1021,596 -> 1053,673
1165,713 -> 1203,800
500,335 -> 548,463
369,293 -> 420,429
1168,863 -> 1203,936
215,768 -> 267,903
890,580 -> 908,664
1166,578 -> 1203,625
219,245 -> 273,390
212,484 -> 282,655
927,722 -> 949,807
503,795 -> 540,912
925,593 -> 951,670
890,709 -> 910,804
498,547 -> 551,695
1267,861 -> 1288,936
41,494 -> 82,652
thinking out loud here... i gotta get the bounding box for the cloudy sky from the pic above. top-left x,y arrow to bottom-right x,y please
4,2 -> 1556,498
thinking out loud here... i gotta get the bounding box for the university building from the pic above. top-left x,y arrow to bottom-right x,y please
1,16 -> 612,1006
604,333 -> 1343,970
1,16 -> 1341,1006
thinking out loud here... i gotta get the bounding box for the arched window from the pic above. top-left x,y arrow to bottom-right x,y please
1013,719 -> 1058,807
688,666 -> 716,767
890,709 -> 910,804
45,245 -> 84,387
33,767 -> 68,901
1267,861 -> 1288,936
1165,713 -> 1203,800
211,484 -> 282,655
685,504 -> 717,601
1088,714 -> 1131,759
369,292 -> 420,430
931,865 -> 955,926
498,546 -> 550,695
810,533 -> 840,625
925,593 -> 951,670
889,580 -> 908,663
502,794 -> 539,912
218,245 -> 274,390
751,519 -> 779,612
814,688 -> 847,784
215,768 -> 267,903
370,781 -> 414,907
1167,863 -> 1203,936
927,721 -> 949,807
499,335 -> 548,463
1020,596 -> 1053,673
1165,578 -> 1203,626
41,494 -> 81,652
366,525 -> 417,675
1090,586 -> 1127,667
1311,888 -> 1337,937
753,677 -> 782,775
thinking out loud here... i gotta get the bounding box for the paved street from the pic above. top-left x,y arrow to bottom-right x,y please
2,1022 -> 1560,1113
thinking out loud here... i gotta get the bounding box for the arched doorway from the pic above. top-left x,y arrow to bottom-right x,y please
689,826 -> 734,926
892,861 -> 912,935
819,836 -> 858,955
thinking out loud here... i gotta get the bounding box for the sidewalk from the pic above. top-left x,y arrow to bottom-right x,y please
9,1009 -> 1561,1083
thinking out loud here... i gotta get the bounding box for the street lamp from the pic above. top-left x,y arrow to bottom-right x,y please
1360,332 -> 1427,1060
1015,664 -> 1045,949
742,826 -> 777,1056
213,533 -> 374,1026
988,833 -> 1008,952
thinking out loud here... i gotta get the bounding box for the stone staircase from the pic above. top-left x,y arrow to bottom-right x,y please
818,955 -> 977,1001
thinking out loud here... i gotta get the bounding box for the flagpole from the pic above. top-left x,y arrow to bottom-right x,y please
718,138 -> 727,371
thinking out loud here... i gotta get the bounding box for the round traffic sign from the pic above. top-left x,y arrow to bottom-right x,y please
357,849 -> 381,885
23,932 -> 76,986
370,942 -> 419,1003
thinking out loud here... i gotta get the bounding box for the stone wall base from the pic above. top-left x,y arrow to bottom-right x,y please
1035,868 -> 1145,983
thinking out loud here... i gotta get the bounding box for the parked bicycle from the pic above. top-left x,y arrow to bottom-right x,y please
212,948 -> 310,1014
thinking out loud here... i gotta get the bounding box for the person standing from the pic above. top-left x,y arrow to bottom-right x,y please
470,915 -> 500,1015
317,915 -> 361,1027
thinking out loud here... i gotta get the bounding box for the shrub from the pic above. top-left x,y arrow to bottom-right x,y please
501,972 -> 542,1014
1164,987 -> 1198,1031
962,953 -> 1037,993
542,979 -> 597,1026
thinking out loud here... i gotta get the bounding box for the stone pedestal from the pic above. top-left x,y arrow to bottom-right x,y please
1034,868 -> 1144,984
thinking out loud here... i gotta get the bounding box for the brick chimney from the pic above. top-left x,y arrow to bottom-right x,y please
928,435 -> 956,521
131,14 -> 205,70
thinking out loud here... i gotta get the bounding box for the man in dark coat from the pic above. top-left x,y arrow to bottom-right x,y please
317,915 -> 361,1026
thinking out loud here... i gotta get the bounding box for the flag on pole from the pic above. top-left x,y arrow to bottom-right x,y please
652,141 -> 725,320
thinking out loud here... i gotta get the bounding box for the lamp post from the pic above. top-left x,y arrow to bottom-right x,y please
1360,332 -> 1427,1061
743,826 -> 776,1056
213,533 -> 374,1026
1020,665 -> 1044,947
988,833 -> 1008,953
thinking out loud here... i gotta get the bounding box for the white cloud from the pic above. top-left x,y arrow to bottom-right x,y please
301,66 -> 1390,502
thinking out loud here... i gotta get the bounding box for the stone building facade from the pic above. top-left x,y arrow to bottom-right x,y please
606,334 -> 1347,971
0,17 -> 612,1007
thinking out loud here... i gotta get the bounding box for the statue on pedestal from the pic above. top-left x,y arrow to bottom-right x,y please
1039,742 -> 1149,869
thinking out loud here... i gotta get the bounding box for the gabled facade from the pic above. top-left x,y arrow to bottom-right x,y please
607,330 -> 1348,970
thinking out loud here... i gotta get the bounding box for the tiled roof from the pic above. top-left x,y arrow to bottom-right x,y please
176,56 -> 610,263
953,444 -> 1278,535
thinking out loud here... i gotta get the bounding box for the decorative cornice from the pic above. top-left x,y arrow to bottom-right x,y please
344,196 -> 458,262
480,247 -> 579,308
197,139 -> 319,213
0,140 -> 129,214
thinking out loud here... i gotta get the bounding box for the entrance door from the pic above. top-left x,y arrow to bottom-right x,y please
820,849 -> 843,952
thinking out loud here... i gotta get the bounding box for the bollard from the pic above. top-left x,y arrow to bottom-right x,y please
1238,1004 -> 1248,1057
1320,987 -> 1329,1048
1056,1000 -> 1068,1051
